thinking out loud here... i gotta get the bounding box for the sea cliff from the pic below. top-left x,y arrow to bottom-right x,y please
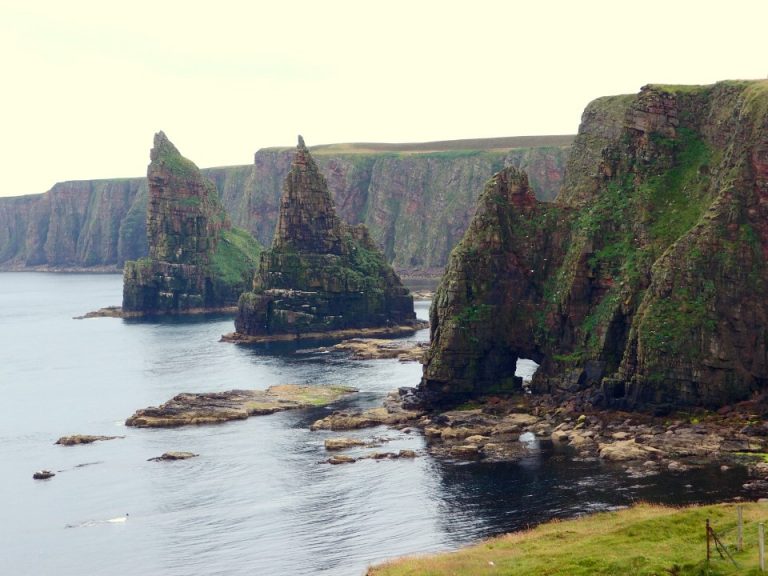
0,137 -> 571,276
422,81 -> 768,412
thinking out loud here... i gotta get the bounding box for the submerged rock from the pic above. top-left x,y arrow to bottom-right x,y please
324,437 -> 366,451
55,435 -> 122,446
122,132 -> 261,314
148,451 -> 199,462
32,470 -> 55,480
327,455 -> 356,465
126,384 -> 357,428
231,137 -> 420,342
422,81 -> 768,412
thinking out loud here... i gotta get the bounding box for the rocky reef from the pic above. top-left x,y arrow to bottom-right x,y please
0,137 -> 570,277
230,137 -> 419,341
422,80 -> 768,412
122,132 -> 261,314
125,384 -> 357,427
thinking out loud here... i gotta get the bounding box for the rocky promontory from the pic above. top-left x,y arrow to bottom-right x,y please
422,80 -> 768,413
229,137 -> 420,341
122,132 -> 261,314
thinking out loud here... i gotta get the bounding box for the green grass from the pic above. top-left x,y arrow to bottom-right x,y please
210,227 -> 262,287
642,128 -> 712,247
369,502 -> 768,576
263,135 -> 575,156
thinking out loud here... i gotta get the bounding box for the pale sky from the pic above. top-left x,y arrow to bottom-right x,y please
2,0 -> 767,197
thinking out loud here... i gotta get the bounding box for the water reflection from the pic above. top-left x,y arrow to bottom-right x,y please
429,447 -> 748,545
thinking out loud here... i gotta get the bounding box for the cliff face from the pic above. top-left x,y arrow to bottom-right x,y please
122,133 -> 261,313
0,140 -> 570,275
0,179 -> 148,268
234,138 -> 416,337
422,81 -> 768,412
241,145 -> 569,275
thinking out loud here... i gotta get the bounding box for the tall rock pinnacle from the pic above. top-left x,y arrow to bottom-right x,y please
232,137 -> 418,340
122,132 -> 261,314
272,136 -> 346,255
147,131 -> 229,265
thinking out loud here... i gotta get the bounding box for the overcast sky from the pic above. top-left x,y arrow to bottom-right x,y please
2,1 -> 767,197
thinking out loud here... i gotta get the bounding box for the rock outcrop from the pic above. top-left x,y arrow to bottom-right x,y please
422,80 -> 768,412
232,137 -> 419,340
122,132 -> 261,314
125,384 -> 357,427
0,137 -> 571,277
55,435 -> 122,446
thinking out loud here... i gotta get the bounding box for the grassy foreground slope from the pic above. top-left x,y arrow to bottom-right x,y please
369,502 -> 768,576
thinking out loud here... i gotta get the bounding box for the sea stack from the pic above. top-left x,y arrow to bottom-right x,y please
231,136 -> 418,340
122,132 -> 261,313
422,80 -> 768,413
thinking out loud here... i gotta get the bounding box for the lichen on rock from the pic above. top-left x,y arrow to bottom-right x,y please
422,80 -> 768,413
122,132 -> 261,314
232,137 -> 419,340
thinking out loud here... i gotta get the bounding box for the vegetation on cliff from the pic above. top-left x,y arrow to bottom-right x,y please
233,137 -> 417,339
422,80 -> 768,411
122,132 -> 261,313
369,502 -> 767,576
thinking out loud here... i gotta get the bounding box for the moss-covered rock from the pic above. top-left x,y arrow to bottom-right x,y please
422,80 -> 768,412
122,132 -> 261,313
233,137 -> 418,339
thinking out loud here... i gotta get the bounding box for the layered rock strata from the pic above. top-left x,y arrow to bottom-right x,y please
122,133 -> 261,313
0,137 -> 571,277
231,137 -> 419,340
422,80 -> 768,412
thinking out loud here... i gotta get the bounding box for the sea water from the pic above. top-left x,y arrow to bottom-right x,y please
0,273 -> 749,575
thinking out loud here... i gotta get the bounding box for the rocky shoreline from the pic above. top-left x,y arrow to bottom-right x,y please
324,338 -> 428,362
220,321 -> 428,345
305,387 -> 768,489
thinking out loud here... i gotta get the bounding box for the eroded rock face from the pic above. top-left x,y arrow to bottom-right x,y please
122,132 -> 260,313
233,138 -> 418,338
423,81 -> 768,412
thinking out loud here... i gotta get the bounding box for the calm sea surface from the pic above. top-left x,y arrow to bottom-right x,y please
0,273 -> 750,575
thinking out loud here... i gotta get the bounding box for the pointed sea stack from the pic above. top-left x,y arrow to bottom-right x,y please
229,137 -> 419,341
122,132 -> 261,314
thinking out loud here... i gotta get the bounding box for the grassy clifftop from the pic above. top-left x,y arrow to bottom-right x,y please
370,502 -> 767,576
262,135 -> 574,155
